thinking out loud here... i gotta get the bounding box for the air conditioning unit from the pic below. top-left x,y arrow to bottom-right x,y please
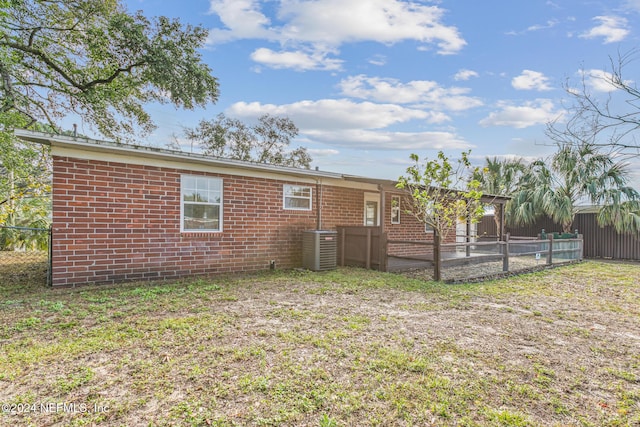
302,230 -> 338,271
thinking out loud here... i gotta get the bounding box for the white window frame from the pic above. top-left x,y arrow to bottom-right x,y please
391,195 -> 401,224
181,174 -> 223,232
283,184 -> 312,211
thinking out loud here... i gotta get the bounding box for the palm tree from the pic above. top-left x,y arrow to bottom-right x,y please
474,157 -> 526,235
510,142 -> 640,234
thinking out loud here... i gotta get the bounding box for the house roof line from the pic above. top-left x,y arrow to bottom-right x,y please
14,129 -> 348,181
14,129 -> 511,202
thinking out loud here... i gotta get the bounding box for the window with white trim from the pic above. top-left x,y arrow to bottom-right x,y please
283,185 -> 312,210
391,195 -> 401,224
181,175 -> 222,232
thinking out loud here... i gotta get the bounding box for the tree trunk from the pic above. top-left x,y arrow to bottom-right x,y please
493,204 -> 503,238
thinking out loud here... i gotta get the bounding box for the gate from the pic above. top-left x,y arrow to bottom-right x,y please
0,225 -> 52,286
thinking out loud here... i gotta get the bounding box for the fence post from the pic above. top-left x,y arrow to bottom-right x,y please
339,227 -> 345,267
466,218 -> 471,257
379,231 -> 388,272
546,234 -> 554,265
365,228 -> 372,270
502,232 -> 510,272
578,234 -> 584,261
433,233 -> 441,281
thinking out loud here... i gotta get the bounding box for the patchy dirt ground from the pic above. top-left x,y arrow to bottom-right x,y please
1,261 -> 639,426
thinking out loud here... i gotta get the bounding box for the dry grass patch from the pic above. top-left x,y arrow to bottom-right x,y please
0,261 -> 639,426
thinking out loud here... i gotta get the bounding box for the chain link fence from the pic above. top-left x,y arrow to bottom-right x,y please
0,226 -> 51,286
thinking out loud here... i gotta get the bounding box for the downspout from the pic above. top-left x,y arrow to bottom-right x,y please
315,178 -> 322,230
378,184 -> 387,272
378,184 -> 385,233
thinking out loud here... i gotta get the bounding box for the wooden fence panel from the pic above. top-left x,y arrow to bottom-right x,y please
337,226 -> 384,270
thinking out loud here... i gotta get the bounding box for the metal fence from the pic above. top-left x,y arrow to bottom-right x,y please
478,213 -> 640,261
336,225 -> 583,283
438,234 -> 583,282
0,226 -> 51,286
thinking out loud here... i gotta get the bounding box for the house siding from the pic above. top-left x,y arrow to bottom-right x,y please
52,156 -> 370,286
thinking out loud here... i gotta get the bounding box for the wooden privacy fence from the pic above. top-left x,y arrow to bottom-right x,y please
337,226 -> 584,282
337,226 -> 387,271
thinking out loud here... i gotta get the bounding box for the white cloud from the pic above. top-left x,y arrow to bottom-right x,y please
479,99 -> 564,129
579,15 -> 629,44
622,0 -> 640,12
305,129 -> 472,150
227,99 -> 430,130
526,19 -> 559,32
277,0 -> 466,54
506,19 -> 559,36
250,48 -> 343,71
225,99 -> 472,150
307,148 -> 340,156
469,153 -> 540,164
207,0 -> 466,70
453,69 -> 479,81
338,75 -> 483,111
579,69 -> 633,93
368,54 -> 387,66
206,0 -> 274,43
512,70 -> 552,91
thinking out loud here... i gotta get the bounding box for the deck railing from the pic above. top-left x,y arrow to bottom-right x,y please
337,226 -> 583,282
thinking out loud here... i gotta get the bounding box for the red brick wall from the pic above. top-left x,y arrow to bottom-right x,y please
51,156 -> 375,286
384,192 -> 457,258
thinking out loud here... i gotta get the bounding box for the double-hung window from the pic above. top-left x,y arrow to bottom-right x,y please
181,175 -> 222,232
283,185 -> 312,210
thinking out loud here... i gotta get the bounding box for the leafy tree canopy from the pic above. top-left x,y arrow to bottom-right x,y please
0,0 -> 220,229
1,0 -> 219,140
396,150 -> 485,240
473,157 -> 526,236
510,142 -> 640,234
183,113 -> 312,169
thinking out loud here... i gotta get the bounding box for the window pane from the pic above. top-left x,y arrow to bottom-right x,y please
182,175 -> 196,190
286,186 -> 310,197
283,185 -> 311,210
365,201 -> 378,226
285,197 -> 310,209
184,204 -> 220,230
182,175 -> 223,232
183,192 -> 197,202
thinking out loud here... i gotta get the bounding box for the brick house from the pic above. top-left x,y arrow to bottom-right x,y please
17,130 -> 508,286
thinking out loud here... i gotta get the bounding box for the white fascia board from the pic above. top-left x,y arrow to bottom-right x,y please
15,129 -> 379,190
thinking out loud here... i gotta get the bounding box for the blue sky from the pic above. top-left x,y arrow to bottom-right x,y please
112,0 -> 640,185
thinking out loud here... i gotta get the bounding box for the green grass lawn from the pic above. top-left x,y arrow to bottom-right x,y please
1,261 -> 639,426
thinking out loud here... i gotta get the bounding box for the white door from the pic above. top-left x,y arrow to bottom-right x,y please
364,193 -> 380,226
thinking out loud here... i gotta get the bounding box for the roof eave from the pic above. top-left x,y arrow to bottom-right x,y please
14,129 -> 347,181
